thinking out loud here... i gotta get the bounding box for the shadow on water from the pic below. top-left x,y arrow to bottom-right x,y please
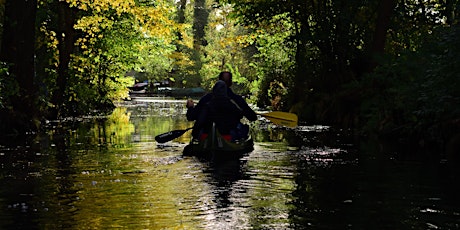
201,157 -> 247,209
0,98 -> 459,229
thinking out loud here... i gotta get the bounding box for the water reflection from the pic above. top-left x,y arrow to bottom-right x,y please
0,99 -> 459,229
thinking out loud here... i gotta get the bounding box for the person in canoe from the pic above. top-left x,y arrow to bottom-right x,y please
186,71 -> 257,142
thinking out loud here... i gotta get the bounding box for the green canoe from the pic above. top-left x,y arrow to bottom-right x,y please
183,123 -> 254,160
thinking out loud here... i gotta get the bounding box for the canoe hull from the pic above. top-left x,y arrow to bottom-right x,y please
183,124 -> 253,160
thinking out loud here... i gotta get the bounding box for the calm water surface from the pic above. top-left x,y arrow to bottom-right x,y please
0,98 -> 459,229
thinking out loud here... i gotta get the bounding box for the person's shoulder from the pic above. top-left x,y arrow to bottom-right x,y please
227,88 -> 242,99
199,93 -> 213,101
226,88 -> 234,94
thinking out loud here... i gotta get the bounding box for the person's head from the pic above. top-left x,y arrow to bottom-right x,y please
218,71 -> 232,87
212,80 -> 227,97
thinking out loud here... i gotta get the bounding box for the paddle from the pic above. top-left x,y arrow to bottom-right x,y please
257,111 -> 298,128
155,127 -> 192,143
154,111 -> 298,143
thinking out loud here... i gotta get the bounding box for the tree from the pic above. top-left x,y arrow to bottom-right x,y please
52,1 -> 78,118
188,0 -> 209,86
371,0 -> 397,58
169,0 -> 211,88
35,0 -> 179,117
356,1 -> 460,145
201,3 -> 258,93
223,0 -> 456,127
0,0 -> 39,132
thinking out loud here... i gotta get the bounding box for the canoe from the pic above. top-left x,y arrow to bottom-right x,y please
183,123 -> 254,160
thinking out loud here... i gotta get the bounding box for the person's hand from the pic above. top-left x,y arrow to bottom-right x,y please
186,99 -> 195,108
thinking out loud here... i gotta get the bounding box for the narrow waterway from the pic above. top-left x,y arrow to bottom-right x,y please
0,98 -> 459,229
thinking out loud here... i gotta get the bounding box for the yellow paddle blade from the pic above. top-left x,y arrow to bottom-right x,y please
258,111 -> 298,128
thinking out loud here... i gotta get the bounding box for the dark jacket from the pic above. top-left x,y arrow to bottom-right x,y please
187,81 -> 257,136
186,85 -> 257,123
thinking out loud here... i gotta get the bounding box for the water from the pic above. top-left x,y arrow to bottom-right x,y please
0,98 -> 459,229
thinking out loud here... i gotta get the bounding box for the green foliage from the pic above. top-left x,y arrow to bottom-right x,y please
5,0 -> 458,152
72,16 -> 141,100
409,26 -> 460,136
0,62 -> 18,109
220,0 -> 381,111
223,0 -> 459,122
200,4 -> 243,88
388,0 -> 452,53
232,10 -> 296,108
33,0 -> 181,117
358,25 -> 460,143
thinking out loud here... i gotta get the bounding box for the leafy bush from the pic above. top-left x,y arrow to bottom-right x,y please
359,26 -> 460,145
0,62 -> 19,109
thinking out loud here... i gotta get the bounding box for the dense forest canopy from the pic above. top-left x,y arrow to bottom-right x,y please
0,0 -> 459,152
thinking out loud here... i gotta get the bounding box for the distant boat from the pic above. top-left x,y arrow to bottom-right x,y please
170,87 -> 206,98
129,82 -> 148,93
133,82 -> 148,88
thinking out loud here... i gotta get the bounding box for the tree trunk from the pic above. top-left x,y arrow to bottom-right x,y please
369,0 -> 396,70
289,4 -> 310,109
189,0 -> 208,85
51,1 -> 77,119
444,0 -> 456,25
176,0 -> 187,40
0,0 -> 38,132
193,0 -> 208,50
